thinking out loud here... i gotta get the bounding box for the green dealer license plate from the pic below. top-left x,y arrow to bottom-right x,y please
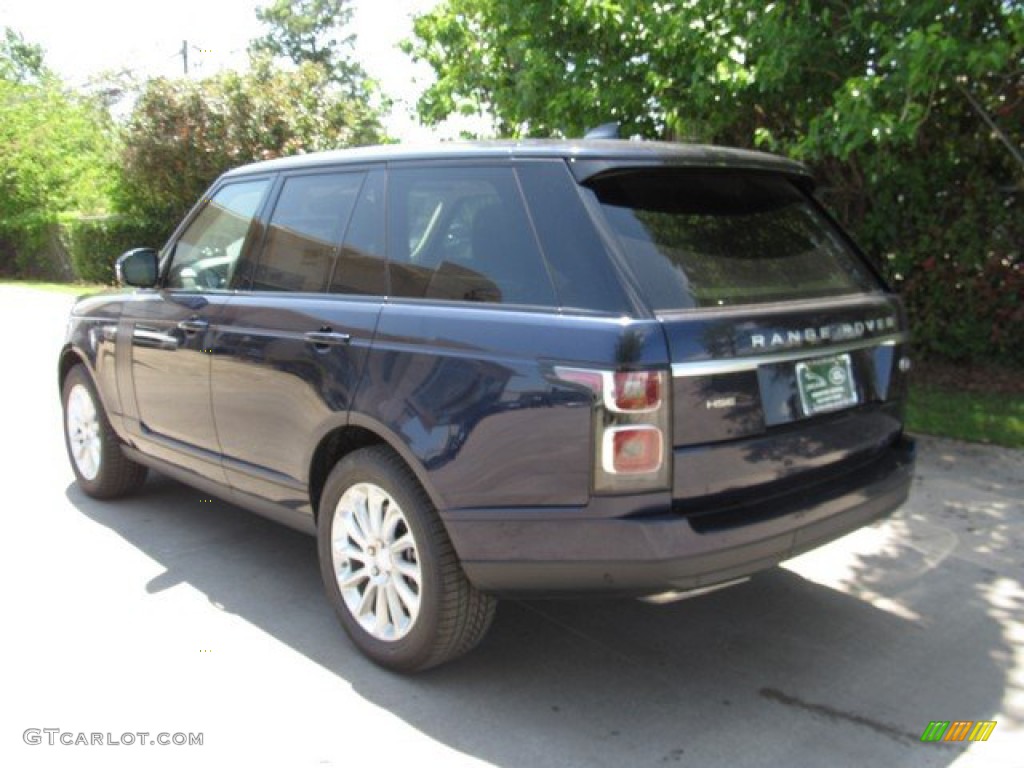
795,353 -> 858,416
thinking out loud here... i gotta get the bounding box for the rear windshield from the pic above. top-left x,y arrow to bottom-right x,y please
587,170 -> 880,310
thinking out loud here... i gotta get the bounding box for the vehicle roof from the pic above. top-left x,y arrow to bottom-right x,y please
223,139 -> 813,186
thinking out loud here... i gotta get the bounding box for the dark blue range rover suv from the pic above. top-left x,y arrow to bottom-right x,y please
59,140 -> 915,671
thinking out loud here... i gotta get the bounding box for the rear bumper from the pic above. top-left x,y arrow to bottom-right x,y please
443,435 -> 915,595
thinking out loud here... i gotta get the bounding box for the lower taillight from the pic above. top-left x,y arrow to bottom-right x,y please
603,426 -> 664,474
555,366 -> 671,493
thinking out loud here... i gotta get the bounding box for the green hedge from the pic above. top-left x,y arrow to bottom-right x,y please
63,216 -> 170,284
0,222 -> 48,278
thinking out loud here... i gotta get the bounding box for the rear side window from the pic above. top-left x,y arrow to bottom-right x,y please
387,166 -> 557,307
254,172 -> 364,292
329,169 -> 387,296
588,170 -> 880,310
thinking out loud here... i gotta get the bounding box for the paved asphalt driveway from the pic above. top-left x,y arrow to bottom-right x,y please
1,285 -> 1021,767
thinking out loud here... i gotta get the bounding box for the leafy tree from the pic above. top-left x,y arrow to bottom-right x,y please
0,26 -> 44,83
406,1 -> 1021,149
406,1 -> 1023,364
115,60 -> 385,233
250,0 -> 365,92
404,1 -> 654,137
1,28 -> 117,276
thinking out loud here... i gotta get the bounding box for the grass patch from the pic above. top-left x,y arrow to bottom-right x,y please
0,279 -> 109,295
907,385 -> 1024,449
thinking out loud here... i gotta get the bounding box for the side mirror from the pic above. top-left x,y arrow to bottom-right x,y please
116,248 -> 159,287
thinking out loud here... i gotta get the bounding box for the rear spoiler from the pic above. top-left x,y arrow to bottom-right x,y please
568,144 -> 815,192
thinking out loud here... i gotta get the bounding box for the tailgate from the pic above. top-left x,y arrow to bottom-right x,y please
661,294 -> 910,501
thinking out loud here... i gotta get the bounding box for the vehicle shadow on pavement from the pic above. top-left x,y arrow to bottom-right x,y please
68,461 -> 1017,768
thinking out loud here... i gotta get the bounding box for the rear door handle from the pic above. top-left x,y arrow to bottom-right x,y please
177,318 -> 209,333
304,330 -> 351,348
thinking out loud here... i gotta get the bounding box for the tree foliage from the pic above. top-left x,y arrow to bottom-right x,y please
115,60 -> 385,236
1,28 -> 117,276
407,1 -> 1021,149
407,0 -> 1024,364
0,26 -> 45,83
250,0 -> 365,92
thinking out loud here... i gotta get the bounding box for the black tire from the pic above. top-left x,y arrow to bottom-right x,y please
62,364 -> 148,499
317,445 -> 496,672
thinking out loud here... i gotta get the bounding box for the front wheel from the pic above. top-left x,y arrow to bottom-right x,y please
62,364 -> 147,499
317,446 -> 496,672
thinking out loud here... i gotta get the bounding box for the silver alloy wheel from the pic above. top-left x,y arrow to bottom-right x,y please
331,482 -> 422,641
67,383 -> 102,481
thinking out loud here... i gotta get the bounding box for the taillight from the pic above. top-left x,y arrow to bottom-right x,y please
612,371 -> 661,412
555,366 -> 671,493
603,426 -> 664,474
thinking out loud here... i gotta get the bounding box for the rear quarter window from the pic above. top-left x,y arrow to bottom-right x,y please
386,165 -> 558,307
587,170 -> 881,310
516,161 -> 632,315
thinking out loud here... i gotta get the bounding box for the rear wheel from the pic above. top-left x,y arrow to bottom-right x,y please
62,364 -> 147,499
317,446 -> 496,672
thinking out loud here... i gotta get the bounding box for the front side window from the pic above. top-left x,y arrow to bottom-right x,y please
254,172 -> 365,292
588,170 -> 881,310
387,166 -> 556,307
166,180 -> 270,290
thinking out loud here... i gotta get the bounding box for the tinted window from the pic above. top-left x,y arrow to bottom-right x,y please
167,180 -> 269,290
328,169 -> 387,296
588,171 -> 880,309
387,166 -> 556,306
516,161 -> 631,314
254,172 -> 364,292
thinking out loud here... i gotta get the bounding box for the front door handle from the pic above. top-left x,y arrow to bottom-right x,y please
177,318 -> 209,334
304,330 -> 352,348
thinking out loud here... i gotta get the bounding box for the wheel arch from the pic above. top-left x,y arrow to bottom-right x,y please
308,417 -> 445,522
58,344 -> 89,393
58,344 -> 128,447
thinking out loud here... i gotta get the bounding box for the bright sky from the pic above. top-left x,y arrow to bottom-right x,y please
0,0 -> 484,140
